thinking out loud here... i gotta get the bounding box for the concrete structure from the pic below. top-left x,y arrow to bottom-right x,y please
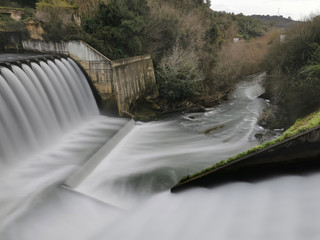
172,125 -> 320,192
22,40 -> 158,116
0,31 -> 26,51
0,8 -> 23,21
112,55 -> 157,115
64,119 -> 135,189
233,37 -> 240,43
280,34 -> 286,43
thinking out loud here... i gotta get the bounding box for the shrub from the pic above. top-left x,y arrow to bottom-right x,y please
206,30 -> 278,95
263,15 -> 320,127
157,44 -> 204,101
82,0 -> 149,59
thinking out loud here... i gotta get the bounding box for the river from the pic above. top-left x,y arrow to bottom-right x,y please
1,67 -> 319,240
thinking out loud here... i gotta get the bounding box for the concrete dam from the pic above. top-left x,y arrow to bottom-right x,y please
1,52 -> 320,240
22,40 -> 158,116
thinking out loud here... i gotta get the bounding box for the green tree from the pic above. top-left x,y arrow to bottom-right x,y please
82,0 -> 150,58
16,0 -> 38,7
263,15 -> 320,127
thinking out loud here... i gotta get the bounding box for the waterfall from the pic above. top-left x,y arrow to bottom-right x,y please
2,67 -> 318,240
0,56 -> 129,231
0,57 -> 99,165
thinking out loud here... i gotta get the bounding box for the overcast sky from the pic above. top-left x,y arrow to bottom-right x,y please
211,0 -> 320,20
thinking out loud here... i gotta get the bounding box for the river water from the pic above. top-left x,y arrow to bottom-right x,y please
1,67 -> 319,240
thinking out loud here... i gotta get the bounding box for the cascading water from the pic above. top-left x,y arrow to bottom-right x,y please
0,56 -> 129,234
1,66 -> 320,240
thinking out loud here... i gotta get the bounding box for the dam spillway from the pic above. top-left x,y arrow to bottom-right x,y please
1,62 -> 320,240
0,55 -> 132,231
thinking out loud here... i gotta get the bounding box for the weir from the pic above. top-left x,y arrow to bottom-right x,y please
0,54 -> 134,229
2,67 -> 320,240
22,40 -> 158,116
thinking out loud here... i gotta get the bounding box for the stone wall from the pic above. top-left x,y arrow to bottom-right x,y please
22,40 -> 158,116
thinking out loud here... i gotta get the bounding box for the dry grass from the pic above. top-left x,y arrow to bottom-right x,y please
209,30 -> 281,92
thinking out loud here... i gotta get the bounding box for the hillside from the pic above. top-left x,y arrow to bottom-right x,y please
250,14 -> 298,29
261,15 -> 320,129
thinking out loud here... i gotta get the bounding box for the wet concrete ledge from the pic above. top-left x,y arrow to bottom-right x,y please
0,52 -> 58,62
171,126 -> 320,193
0,53 -> 103,113
0,52 -> 69,69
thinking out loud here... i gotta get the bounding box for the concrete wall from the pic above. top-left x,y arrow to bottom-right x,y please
0,31 -> 26,51
22,40 -> 158,116
112,55 -> 157,114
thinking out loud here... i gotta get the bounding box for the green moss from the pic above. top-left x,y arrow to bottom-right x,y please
179,109 -> 320,184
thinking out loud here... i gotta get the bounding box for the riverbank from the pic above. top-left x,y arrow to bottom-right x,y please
127,93 -> 229,121
127,72 -> 267,121
172,109 -> 320,191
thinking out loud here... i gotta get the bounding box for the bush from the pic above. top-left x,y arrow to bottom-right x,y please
157,44 -> 204,101
206,30 -> 278,95
263,15 -> 320,127
82,0 -> 149,59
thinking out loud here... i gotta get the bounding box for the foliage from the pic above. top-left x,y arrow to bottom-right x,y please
0,0 -> 37,7
43,21 -> 82,41
36,0 -> 78,11
212,11 -> 269,43
205,30 -> 280,96
70,0 -> 99,17
235,13 -> 265,40
163,0 -> 207,11
19,7 -> 36,21
34,0 -> 270,103
251,15 -> 297,29
143,1 -> 179,64
263,15 -> 320,127
0,11 -> 26,31
35,0 -> 80,41
13,0 -> 273,104
144,0 -> 269,102
157,44 -> 204,101
82,0 -> 149,59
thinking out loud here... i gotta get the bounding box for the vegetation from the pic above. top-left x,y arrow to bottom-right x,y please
0,0 -> 37,8
0,0 -> 291,116
157,44 -> 205,100
263,15 -> 320,128
251,15 -> 297,29
37,0 -> 274,113
81,0 -> 150,58
36,0 -> 78,10
209,30 -> 280,94
179,108 -> 320,184
0,12 -> 26,31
